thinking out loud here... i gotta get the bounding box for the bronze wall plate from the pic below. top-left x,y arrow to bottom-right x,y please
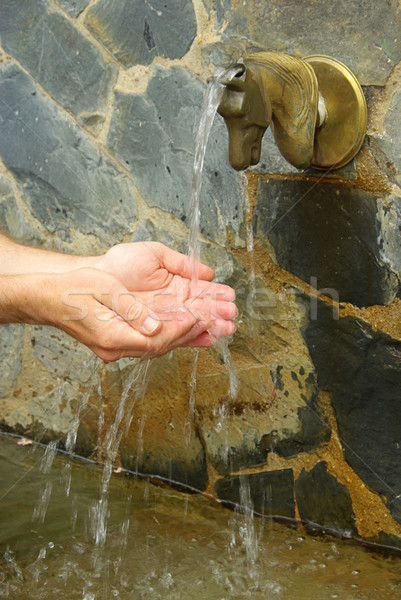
305,55 -> 367,170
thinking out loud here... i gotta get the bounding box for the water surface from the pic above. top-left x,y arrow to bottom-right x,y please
1,434 -> 400,599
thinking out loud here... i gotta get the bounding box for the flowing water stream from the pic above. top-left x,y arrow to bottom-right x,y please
187,65 -> 239,401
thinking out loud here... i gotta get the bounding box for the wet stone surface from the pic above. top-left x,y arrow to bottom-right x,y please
295,461 -> 357,535
196,281 -> 331,475
193,272 -> 331,476
255,179 -> 400,307
122,444 -> 209,493
196,360 -> 330,475
119,355 -> 209,492
296,292 -> 401,521
215,468 -> 295,519
85,0 -> 197,67
374,85 -> 401,189
30,326 -> 94,385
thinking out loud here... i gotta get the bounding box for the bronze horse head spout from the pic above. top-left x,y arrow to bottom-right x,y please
216,62 -> 271,171
217,52 -> 367,171
217,52 -> 320,171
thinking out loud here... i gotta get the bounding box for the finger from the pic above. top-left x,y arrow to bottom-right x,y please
106,306 -> 201,359
189,280 -> 236,302
159,246 -> 215,281
180,318 -> 236,349
207,318 -> 237,341
96,286 -> 162,336
159,315 -> 214,352
186,297 -> 238,321
183,331 -> 214,348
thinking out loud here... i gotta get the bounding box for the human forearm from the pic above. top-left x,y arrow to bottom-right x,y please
0,233 -> 98,275
0,272 -> 54,325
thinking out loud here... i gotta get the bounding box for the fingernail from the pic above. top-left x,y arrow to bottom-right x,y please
143,316 -> 159,334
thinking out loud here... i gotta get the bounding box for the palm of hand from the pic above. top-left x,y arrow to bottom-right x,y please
95,242 -> 176,292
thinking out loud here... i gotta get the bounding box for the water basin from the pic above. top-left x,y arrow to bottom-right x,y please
0,434 -> 400,599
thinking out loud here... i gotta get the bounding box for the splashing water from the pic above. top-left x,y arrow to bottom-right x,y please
32,440 -> 59,523
62,356 -> 101,498
65,355 -> 101,454
238,475 -> 260,573
90,359 -> 149,550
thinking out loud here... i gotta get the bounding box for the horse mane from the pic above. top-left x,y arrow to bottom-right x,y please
244,52 -> 318,129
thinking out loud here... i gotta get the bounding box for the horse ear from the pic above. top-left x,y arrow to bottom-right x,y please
217,63 -> 248,119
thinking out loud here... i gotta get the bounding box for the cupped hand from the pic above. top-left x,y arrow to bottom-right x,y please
51,266 -> 236,362
93,241 -> 215,292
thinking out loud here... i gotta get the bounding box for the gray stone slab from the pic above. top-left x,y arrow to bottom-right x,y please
296,292 -> 401,515
202,0 -> 401,85
107,65 -> 244,246
375,87 -> 401,188
0,176 -> 42,245
295,461 -> 357,536
85,0 -> 197,67
0,62 -> 138,246
215,469 -> 295,519
55,0 -> 89,18
255,179 -> 400,307
377,195 -> 401,275
0,0 -> 117,129
196,271 -> 330,476
121,444 -> 209,493
30,325 -> 94,384
197,357 -> 330,475
0,324 -> 24,398
371,531 -> 401,551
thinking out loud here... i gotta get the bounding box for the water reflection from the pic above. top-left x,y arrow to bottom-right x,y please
0,434 -> 400,599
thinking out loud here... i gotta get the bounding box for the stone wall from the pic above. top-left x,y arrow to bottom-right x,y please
1,0 -> 401,549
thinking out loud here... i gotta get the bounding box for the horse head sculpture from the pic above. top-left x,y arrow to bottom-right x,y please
217,52 -> 367,171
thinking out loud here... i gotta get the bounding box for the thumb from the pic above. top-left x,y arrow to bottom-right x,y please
100,287 -> 161,336
119,292 -> 161,336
